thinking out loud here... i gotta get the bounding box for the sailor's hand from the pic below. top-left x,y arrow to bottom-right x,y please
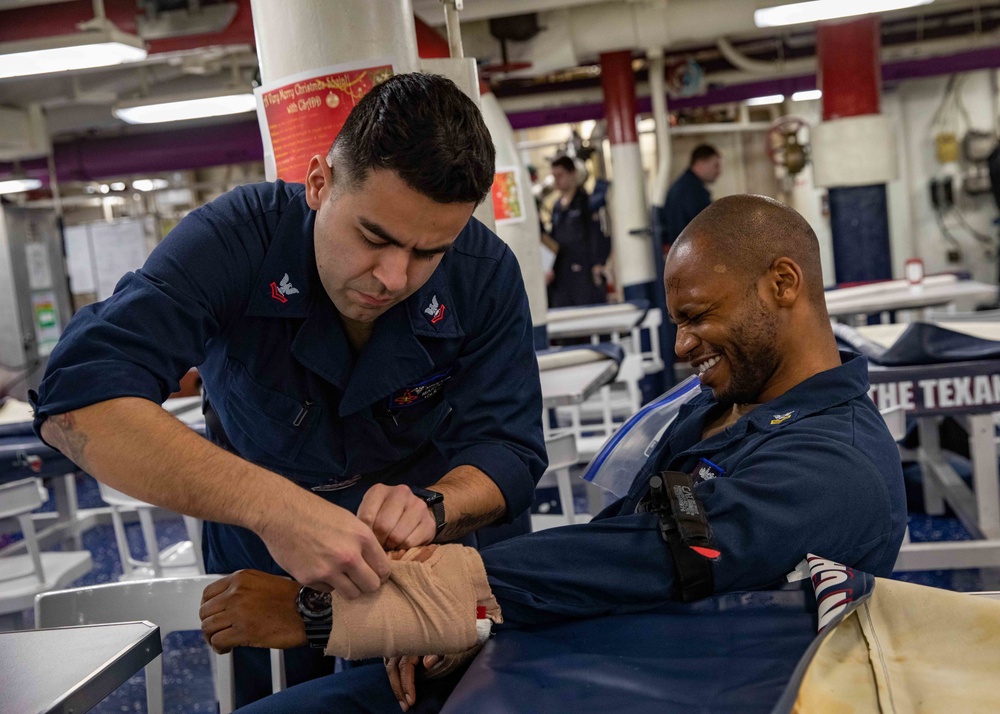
199,570 -> 305,654
359,484 -> 437,550
258,491 -> 391,597
386,652 -> 475,711
385,655 -> 440,712
592,264 -> 605,287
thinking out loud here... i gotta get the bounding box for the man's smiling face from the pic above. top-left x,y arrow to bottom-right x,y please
665,239 -> 780,407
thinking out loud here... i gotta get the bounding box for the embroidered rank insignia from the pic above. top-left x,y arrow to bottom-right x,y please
770,411 -> 795,425
388,367 -> 456,410
690,457 -> 723,484
423,294 -> 446,325
269,273 -> 300,304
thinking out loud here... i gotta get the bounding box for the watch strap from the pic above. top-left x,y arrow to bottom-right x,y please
429,498 -> 447,534
410,487 -> 447,535
304,619 -> 332,649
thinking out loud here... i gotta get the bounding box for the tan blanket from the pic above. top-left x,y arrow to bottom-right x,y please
794,577 -> 1000,713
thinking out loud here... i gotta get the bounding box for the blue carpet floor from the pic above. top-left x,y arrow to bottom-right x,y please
3,471 -> 999,712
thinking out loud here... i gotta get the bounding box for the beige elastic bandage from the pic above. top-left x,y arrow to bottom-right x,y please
325,544 -> 502,660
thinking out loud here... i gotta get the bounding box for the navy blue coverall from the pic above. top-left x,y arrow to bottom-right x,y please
239,351 -> 908,713
30,181 -> 547,703
547,189 -> 611,308
659,168 -> 712,246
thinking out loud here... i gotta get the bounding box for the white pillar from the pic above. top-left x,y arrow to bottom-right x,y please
479,92 -> 549,346
609,144 -> 655,291
249,0 -> 419,83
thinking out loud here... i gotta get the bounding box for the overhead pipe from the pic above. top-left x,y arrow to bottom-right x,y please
647,48 -> 672,206
0,0 -> 256,53
456,0 -> 991,74
499,41 -> 1000,129
715,36 -> 814,76
442,1 -> 464,59
6,37 -> 999,185
3,0 -> 997,182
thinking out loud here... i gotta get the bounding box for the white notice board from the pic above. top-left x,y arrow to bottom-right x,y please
64,219 -> 152,300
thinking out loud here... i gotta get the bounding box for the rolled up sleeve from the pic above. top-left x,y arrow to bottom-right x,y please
436,247 -> 547,521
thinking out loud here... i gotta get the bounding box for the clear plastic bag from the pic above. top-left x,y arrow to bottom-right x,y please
582,375 -> 702,498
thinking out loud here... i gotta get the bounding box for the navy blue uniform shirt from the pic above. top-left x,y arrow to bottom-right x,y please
616,350 -> 907,581
548,189 -> 610,308
659,168 -> 711,245
32,181 -> 547,571
481,351 -> 907,628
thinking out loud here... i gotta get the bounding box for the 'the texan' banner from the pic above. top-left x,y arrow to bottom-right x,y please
867,359 -> 1000,416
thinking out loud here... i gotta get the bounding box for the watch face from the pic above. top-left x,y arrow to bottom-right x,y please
411,487 -> 444,505
298,587 -> 332,618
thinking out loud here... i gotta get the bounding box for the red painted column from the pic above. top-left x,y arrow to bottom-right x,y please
600,50 -> 639,146
600,50 -> 666,392
815,16 -> 892,284
817,16 -> 881,120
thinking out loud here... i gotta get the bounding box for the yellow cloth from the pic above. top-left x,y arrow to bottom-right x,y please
795,578 -> 1000,713
326,544 -> 501,660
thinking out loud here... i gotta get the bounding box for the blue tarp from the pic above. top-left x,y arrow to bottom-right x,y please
445,565 -> 877,714
835,321 -> 1000,366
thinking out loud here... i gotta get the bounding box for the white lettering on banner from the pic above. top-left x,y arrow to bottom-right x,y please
938,378 -> 955,408
870,374 -> 1000,413
919,379 -> 938,409
876,382 -> 897,408
953,377 -> 973,408
870,381 -> 917,410
975,376 -> 994,405
900,381 -> 915,409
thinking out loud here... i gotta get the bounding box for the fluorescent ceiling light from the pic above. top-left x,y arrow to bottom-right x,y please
746,94 -> 785,106
755,0 -> 935,28
114,91 -> 256,124
792,89 -> 823,101
132,178 -> 169,191
0,178 -> 42,195
0,26 -> 146,79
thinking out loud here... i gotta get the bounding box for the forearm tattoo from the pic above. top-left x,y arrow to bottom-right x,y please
440,505 -> 507,542
48,413 -> 91,471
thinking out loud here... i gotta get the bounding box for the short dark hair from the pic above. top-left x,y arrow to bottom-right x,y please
550,155 -> 576,173
690,144 -> 720,166
327,73 -> 496,205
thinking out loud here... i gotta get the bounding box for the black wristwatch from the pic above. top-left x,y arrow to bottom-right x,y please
410,486 -> 447,536
295,586 -> 333,649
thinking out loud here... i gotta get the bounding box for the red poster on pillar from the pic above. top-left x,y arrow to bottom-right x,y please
491,167 -> 525,225
255,60 -> 395,184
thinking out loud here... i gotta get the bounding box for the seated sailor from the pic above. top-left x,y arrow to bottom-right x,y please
199,195 -> 907,713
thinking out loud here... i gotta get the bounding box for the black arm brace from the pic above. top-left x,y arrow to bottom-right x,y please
648,471 -> 719,603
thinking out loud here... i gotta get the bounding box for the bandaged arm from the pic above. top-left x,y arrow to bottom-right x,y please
326,544 -> 501,660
